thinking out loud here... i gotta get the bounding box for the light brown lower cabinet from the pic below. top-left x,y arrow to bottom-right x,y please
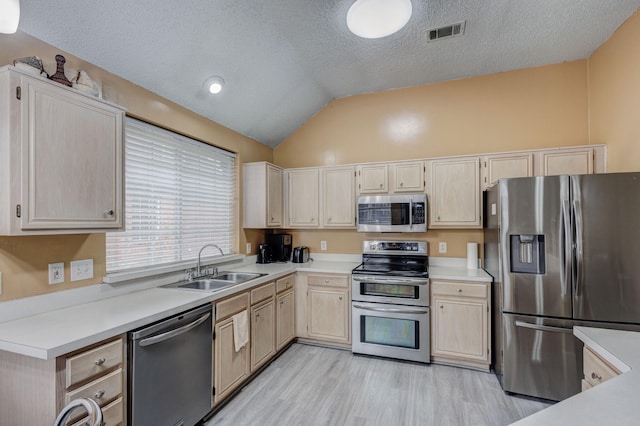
276,274 -> 296,350
582,345 -> 621,391
250,282 -> 276,372
430,279 -> 491,370
0,335 -> 126,425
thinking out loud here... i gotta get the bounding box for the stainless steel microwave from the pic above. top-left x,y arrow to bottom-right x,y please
356,194 -> 427,232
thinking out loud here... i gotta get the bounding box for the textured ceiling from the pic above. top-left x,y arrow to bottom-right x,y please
17,0 -> 640,147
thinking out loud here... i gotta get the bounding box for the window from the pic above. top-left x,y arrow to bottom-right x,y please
106,117 -> 236,274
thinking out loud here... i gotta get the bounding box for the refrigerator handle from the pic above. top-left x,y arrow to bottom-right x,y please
573,200 -> 584,297
514,320 -> 573,334
561,200 -> 572,297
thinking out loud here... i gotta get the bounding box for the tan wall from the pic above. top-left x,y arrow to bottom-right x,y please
0,31 -> 271,301
275,61 -> 591,257
588,9 -> 640,172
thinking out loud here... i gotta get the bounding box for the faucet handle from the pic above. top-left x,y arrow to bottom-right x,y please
185,269 -> 194,281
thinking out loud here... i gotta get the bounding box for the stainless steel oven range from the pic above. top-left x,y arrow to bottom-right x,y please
351,240 -> 430,363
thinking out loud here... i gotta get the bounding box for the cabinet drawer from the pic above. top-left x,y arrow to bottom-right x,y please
307,274 -> 348,288
583,346 -> 620,387
65,368 -> 122,407
70,396 -> 123,426
432,281 -> 487,298
276,274 -> 294,293
216,292 -> 250,321
65,338 -> 123,388
251,282 -> 275,304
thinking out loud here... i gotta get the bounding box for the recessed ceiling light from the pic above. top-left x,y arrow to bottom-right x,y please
204,76 -> 225,94
0,0 -> 20,34
347,0 -> 412,39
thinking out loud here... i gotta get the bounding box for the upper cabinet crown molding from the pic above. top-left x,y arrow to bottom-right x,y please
0,66 -> 125,235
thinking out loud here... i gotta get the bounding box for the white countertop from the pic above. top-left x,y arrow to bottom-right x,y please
512,327 -> 640,425
0,255 -> 488,360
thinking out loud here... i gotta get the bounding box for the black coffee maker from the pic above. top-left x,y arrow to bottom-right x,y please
256,244 -> 272,264
267,233 -> 292,262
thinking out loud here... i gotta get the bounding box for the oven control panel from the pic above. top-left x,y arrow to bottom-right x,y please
363,240 -> 427,255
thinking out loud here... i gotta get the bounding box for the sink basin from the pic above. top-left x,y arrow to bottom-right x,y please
212,272 -> 263,282
177,279 -> 236,291
163,271 -> 266,292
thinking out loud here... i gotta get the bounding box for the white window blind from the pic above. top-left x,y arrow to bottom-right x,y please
106,117 -> 236,273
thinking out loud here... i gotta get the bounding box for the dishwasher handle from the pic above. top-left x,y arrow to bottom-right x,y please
139,312 -> 211,347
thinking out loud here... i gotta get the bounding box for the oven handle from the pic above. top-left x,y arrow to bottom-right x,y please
351,275 -> 429,286
353,304 -> 429,315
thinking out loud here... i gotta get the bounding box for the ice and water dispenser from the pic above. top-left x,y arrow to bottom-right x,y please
510,234 -> 546,274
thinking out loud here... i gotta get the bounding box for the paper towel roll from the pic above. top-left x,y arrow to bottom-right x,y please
467,242 -> 478,269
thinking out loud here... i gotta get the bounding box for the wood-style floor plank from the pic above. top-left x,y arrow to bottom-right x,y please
206,343 -> 550,426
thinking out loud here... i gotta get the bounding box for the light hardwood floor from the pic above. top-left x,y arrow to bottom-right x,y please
206,343 -> 551,426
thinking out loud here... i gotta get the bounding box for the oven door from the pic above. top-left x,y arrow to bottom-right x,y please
352,301 -> 430,363
351,275 -> 429,306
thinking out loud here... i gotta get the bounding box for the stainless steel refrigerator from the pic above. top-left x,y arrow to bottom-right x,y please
484,173 -> 640,401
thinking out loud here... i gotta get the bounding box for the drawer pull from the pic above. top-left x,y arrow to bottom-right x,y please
457,289 -> 462,293
94,390 -> 105,399
95,358 -> 106,366
324,279 -> 330,284
591,372 -> 602,381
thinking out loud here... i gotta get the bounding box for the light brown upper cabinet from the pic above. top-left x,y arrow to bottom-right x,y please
243,162 -> 283,228
481,153 -> 534,190
357,161 -> 425,195
286,167 -> 320,228
357,163 -> 388,194
390,161 -> 425,193
537,147 -> 594,176
321,166 -> 356,228
427,157 -> 482,228
0,66 -> 125,235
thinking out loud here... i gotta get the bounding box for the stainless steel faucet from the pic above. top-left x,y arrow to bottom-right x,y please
197,243 -> 224,277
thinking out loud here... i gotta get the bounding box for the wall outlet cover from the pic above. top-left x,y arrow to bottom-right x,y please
320,240 -> 327,251
71,259 -> 94,281
48,262 -> 65,285
246,242 -> 252,254
438,242 -> 447,253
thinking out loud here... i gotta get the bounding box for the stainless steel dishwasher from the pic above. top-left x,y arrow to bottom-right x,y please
128,304 -> 212,426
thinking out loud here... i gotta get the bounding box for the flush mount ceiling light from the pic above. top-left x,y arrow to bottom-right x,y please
347,0 -> 412,39
204,76 -> 225,94
0,0 -> 20,34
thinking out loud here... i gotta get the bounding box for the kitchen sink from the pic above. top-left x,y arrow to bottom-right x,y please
163,271 -> 266,292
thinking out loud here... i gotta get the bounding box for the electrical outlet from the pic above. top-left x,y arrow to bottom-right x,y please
48,263 -> 64,285
320,240 -> 327,251
246,242 -> 252,254
438,242 -> 447,254
70,259 -> 93,281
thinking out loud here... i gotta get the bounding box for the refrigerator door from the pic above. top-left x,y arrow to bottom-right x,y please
501,176 -> 572,318
572,173 -> 640,323
502,313 -> 582,401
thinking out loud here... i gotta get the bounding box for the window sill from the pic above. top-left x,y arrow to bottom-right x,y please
102,254 -> 245,284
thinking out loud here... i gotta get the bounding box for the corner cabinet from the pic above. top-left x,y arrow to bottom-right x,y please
243,162 -> 283,228
0,66 -> 125,235
427,157 -> 481,228
430,279 -> 491,370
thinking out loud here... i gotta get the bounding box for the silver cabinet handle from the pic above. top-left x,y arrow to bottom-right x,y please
514,320 -> 572,334
339,296 -> 343,300
457,288 -> 462,293
94,358 -> 106,366
440,305 -> 443,309
94,390 -> 105,399
400,182 -> 404,187
379,183 -> 383,188
591,372 -> 602,381
105,209 -> 114,216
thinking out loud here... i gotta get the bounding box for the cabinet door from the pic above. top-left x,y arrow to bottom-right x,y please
392,161 -> 425,192
251,298 -> 275,372
21,77 -> 123,230
266,164 -> 283,227
432,296 -> 488,362
428,158 -> 481,228
481,153 -> 533,189
322,166 -> 355,227
357,164 -> 388,194
539,148 -> 594,176
307,286 -> 350,344
214,314 -> 250,403
287,168 -> 319,227
276,289 -> 295,350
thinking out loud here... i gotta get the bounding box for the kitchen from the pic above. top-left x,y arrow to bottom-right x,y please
1,1 -> 640,425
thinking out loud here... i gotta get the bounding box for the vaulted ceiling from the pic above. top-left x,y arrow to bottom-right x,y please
17,0 -> 640,147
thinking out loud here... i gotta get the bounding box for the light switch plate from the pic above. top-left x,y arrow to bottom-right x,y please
71,259 -> 93,281
48,263 -> 64,285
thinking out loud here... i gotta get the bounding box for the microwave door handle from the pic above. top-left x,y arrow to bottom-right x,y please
409,199 -> 413,228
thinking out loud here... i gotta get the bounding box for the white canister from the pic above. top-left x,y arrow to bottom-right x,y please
467,242 -> 479,269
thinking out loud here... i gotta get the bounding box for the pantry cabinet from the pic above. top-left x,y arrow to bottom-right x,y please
0,335 -> 126,425
296,273 -> 351,346
427,157 -> 482,228
286,168 -> 320,227
250,282 -> 276,372
214,292 -> 251,404
243,162 -> 283,228
321,165 -> 356,227
431,280 -> 490,370
0,66 -> 124,235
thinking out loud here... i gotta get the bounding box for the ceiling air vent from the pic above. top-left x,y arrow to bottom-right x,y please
427,21 -> 466,42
